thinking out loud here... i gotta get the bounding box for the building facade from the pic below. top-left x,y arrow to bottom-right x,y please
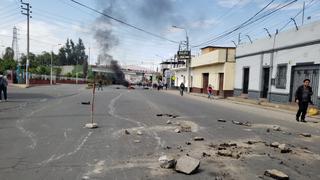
191,46 -> 236,97
234,21 -> 320,106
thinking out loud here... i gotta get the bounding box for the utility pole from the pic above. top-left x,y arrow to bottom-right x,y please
20,0 -> 32,86
51,44 -> 61,85
302,1 -> 305,26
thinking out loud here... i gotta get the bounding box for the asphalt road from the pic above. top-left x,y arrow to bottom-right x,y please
0,84 -> 320,180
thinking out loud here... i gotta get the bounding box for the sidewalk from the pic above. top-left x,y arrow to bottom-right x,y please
164,89 -> 320,120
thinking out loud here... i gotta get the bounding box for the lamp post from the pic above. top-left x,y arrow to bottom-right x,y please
172,25 -> 191,93
51,44 -> 61,85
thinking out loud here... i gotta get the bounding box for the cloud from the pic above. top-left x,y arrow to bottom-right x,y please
189,19 -> 217,29
217,0 -> 251,8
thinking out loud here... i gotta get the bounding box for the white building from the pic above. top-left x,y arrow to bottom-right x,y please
234,21 -> 320,106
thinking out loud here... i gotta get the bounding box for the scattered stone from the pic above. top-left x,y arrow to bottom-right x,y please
220,142 -> 237,147
137,130 -> 143,135
174,122 -> 181,126
185,141 -> 191,145
217,150 -> 233,157
247,140 -> 261,145
156,114 -> 163,116
217,118 -> 226,122
180,124 -> 192,132
166,146 -> 171,149
174,128 -> 181,133
175,155 -> 200,175
202,152 -> 211,157
159,155 -> 176,169
82,175 -> 90,180
166,120 -> 172,124
278,144 -> 292,153
85,123 -> 98,129
266,128 -> 271,133
264,169 -> 289,180
218,147 -> 227,150
232,120 -> 251,126
194,137 -> 205,141
116,87 -> 120,89
273,125 -> 281,131
81,101 -> 90,105
171,115 -> 179,118
300,133 -> 311,137
124,129 -> 130,135
134,140 -> 141,143
270,142 -> 280,148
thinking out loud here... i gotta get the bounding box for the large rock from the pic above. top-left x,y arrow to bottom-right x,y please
264,169 -> 289,180
175,155 -> 200,174
159,155 -> 176,169
270,142 -> 280,148
137,130 -> 143,135
300,133 -> 311,137
273,125 -> 281,131
278,144 -> 292,153
85,123 -> 98,129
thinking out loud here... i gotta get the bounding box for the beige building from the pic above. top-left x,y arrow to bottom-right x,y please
191,46 -> 236,97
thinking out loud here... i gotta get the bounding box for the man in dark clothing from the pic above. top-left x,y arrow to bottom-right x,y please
0,74 -> 8,102
295,79 -> 313,122
179,82 -> 185,96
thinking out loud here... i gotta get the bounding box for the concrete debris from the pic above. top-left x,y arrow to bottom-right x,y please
81,101 -> 90,105
278,144 -> 292,153
266,128 -> 271,133
137,130 -> 143,135
156,113 -> 179,118
156,114 -> 163,117
220,142 -> 237,147
180,124 -> 192,132
194,137 -> 205,141
124,129 -> 130,135
232,120 -> 251,126
166,120 -> 172,124
175,155 -> 200,175
273,125 -> 281,131
166,146 -> 171,149
217,118 -> 226,122
270,142 -> 280,148
247,140 -> 261,145
185,141 -> 191,145
174,128 -> 181,133
159,155 -> 176,169
134,140 -> 141,143
264,169 -> 289,180
85,123 -> 98,129
217,150 -> 233,157
82,175 -> 90,180
300,133 -> 311,137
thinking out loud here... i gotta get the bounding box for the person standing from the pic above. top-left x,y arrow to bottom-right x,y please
295,79 -> 313,122
207,84 -> 213,100
179,82 -> 185,96
0,73 -> 8,102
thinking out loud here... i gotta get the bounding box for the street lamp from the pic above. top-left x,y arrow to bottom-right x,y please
172,25 -> 191,93
51,44 -> 61,85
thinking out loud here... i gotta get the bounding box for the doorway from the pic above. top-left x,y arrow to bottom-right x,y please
218,73 -> 224,96
202,73 -> 209,93
243,68 -> 250,94
261,67 -> 270,98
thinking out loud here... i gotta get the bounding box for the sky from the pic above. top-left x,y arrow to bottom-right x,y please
0,0 -> 320,70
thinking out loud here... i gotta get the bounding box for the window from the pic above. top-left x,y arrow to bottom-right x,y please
276,64 -> 287,89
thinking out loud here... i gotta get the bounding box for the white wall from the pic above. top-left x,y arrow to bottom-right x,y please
236,20 -> 320,96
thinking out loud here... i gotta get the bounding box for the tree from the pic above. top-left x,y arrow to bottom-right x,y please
83,59 -> 88,78
3,47 -> 14,60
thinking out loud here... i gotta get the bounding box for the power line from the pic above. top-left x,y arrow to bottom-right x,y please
193,0 -> 298,47
69,0 -> 179,44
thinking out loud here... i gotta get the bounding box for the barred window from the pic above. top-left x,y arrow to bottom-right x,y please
276,64 -> 287,89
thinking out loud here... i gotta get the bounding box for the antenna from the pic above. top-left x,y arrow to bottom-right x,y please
245,35 -> 253,44
263,28 -> 272,38
291,18 -> 299,31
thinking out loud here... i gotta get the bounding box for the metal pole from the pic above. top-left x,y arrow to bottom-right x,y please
50,50 -> 53,85
26,4 -> 30,86
91,72 -> 96,124
267,30 -> 278,102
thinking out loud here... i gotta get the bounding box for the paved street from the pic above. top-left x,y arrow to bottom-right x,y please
1,84 -> 320,180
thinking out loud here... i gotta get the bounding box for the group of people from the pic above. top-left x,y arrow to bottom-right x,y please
179,82 -> 214,99
0,73 -> 8,102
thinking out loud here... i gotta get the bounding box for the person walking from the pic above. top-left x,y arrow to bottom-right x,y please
0,73 -> 8,102
207,84 -> 213,100
179,82 -> 185,96
97,79 -> 103,91
295,79 -> 313,122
